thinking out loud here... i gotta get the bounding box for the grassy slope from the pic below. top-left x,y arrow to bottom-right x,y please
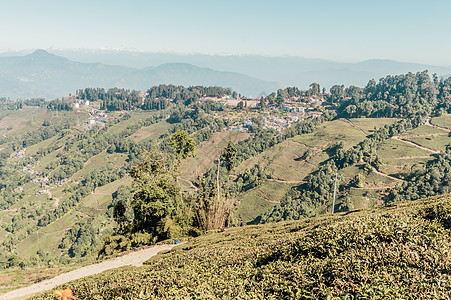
2,111 -> 450,293
0,110 -> 149,261
234,118 -> 400,223
129,120 -> 172,142
234,116 -> 451,222
4,114 -> 450,254
31,193 -> 451,299
180,131 -> 250,182
431,113 -> 451,129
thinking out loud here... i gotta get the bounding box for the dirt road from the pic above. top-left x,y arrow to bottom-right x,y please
1,244 -> 176,300
392,136 -> 440,154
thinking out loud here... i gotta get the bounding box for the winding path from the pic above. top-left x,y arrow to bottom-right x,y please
425,118 -> 451,132
0,244 -> 176,300
391,136 -> 440,154
371,166 -> 404,182
345,118 -> 368,135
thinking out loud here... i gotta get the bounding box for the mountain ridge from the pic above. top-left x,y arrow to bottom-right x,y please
114,62 -> 279,96
0,50 -> 278,99
41,48 -> 451,87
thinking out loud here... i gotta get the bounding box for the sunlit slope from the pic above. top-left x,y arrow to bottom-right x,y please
31,193 -> 451,299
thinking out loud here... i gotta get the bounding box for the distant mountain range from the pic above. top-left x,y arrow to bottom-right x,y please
0,50 -> 277,99
48,49 -> 451,87
113,63 -> 278,97
1,49 -> 451,99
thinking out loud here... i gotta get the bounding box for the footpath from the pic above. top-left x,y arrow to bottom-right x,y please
1,244 -> 176,300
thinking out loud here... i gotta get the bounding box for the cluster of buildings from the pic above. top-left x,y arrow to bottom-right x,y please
86,110 -> 109,128
261,115 -> 302,132
12,149 -> 26,159
226,109 -> 323,133
73,100 -> 90,109
200,96 -> 261,108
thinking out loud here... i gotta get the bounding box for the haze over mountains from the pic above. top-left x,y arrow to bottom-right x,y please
1,49 -> 451,99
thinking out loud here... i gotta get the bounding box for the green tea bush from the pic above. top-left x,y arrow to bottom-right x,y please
31,194 -> 451,299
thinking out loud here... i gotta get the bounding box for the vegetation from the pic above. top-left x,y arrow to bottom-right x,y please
257,117 -> 425,223
1,71 -> 450,294
31,193 -> 451,299
388,145 -> 451,202
76,85 -> 234,111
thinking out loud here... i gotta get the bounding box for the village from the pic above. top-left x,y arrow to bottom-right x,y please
198,94 -> 325,133
67,91 -> 328,134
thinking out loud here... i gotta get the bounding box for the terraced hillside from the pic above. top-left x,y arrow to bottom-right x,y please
30,193 -> 451,299
1,74 -> 450,295
231,115 -> 451,223
1,108 -> 449,270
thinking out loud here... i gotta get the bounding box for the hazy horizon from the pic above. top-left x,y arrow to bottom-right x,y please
1,48 -> 450,69
2,0 -> 451,67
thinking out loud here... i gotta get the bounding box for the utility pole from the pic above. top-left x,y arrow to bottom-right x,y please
331,173 -> 342,214
217,157 -> 221,205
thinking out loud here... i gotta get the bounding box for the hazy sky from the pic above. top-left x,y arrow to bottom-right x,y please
2,0 -> 450,66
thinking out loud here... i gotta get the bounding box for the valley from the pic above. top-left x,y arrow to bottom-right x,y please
0,71 -> 450,296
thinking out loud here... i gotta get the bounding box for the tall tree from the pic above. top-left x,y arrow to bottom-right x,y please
309,82 -> 321,95
169,130 -> 196,160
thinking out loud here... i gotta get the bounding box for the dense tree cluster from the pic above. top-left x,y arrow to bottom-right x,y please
388,145 -> 451,202
59,218 -> 99,258
333,71 -> 451,118
235,164 -> 268,192
77,85 -> 234,111
46,99 -> 73,111
100,133 -> 200,255
0,98 -> 47,110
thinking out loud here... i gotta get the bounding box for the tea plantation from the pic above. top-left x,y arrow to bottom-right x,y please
31,193 -> 451,299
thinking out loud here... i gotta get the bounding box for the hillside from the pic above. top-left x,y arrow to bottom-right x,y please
29,193 -> 451,299
0,72 -> 450,295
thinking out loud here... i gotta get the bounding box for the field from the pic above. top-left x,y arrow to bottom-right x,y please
402,124 -> 448,135
181,131 -> 250,182
377,138 -> 433,158
234,180 -> 292,223
107,111 -> 159,135
0,109 -> 163,269
404,135 -> 450,152
431,113 -> 451,129
292,118 -> 368,149
233,118 -> 400,222
1,108 -> 450,297
16,176 -> 133,260
29,193 -> 451,299
0,107 -> 50,137
129,120 -> 172,142
373,115 -> 451,179
346,117 -> 399,133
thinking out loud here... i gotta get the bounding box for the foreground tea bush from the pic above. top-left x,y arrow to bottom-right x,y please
32,194 -> 451,299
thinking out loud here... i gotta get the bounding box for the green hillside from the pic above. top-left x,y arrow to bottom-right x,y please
0,105 -> 449,264
30,193 -> 451,299
1,74 -> 450,295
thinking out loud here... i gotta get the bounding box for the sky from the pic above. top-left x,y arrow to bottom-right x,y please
2,0 -> 451,66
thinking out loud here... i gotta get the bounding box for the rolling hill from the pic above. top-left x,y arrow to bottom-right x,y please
0,50 -> 135,99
